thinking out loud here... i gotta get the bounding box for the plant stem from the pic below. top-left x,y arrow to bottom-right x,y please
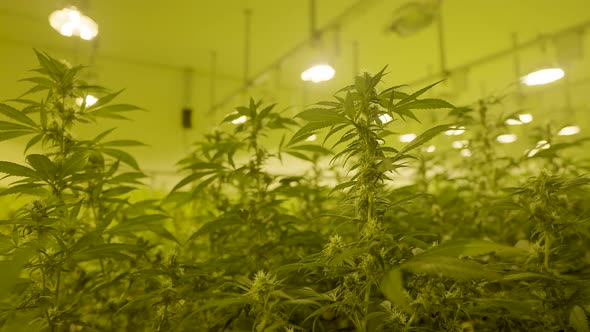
544,233 -> 552,271
361,283 -> 372,332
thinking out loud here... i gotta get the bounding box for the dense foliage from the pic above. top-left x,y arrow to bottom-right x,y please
0,52 -> 589,331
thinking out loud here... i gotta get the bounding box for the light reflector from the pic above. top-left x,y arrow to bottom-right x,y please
301,64 -> 335,83
521,68 -> 564,86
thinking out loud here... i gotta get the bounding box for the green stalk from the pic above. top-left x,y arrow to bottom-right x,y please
544,233 -> 552,271
361,283 -> 372,332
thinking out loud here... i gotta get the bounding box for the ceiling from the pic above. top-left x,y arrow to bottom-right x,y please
1,0 -> 589,187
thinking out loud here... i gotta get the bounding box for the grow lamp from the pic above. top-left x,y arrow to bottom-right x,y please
506,113 -> 533,125
452,140 -> 468,149
378,114 -> 393,124
75,95 -> 98,107
496,134 -> 517,144
301,64 -> 335,83
460,149 -> 472,157
49,6 -> 98,40
399,133 -> 416,142
557,125 -> 580,136
445,126 -> 465,136
232,115 -> 247,125
521,68 -> 564,86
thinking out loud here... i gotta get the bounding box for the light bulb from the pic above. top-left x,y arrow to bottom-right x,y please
460,149 -> 472,157
496,134 -> 517,144
519,114 -> 533,123
76,95 -> 98,107
557,125 -> 580,136
399,133 -> 416,142
452,140 -> 468,149
445,126 -> 465,136
521,68 -> 564,86
232,115 -> 247,125
378,114 -> 393,124
301,64 -> 335,83
49,7 -> 98,40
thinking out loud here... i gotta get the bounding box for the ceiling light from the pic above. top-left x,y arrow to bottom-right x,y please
49,7 -> 98,40
496,134 -> 517,144
306,134 -> 318,142
232,115 -> 247,125
424,145 -> 436,153
445,126 -> 465,136
519,114 -> 533,123
557,125 -> 580,136
460,149 -> 472,157
521,68 -> 564,86
399,133 -> 416,142
527,140 -> 550,157
301,64 -> 335,83
379,114 -> 393,124
452,140 -> 468,149
76,95 -> 98,107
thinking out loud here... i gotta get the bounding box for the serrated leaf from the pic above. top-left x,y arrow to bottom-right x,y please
296,108 -> 349,123
381,269 -> 408,309
0,104 -> 37,127
570,306 -> 589,332
102,148 -> 140,170
0,161 -> 39,179
402,256 -> 500,280
72,243 -> 142,261
26,154 -> 56,182
394,124 -> 453,159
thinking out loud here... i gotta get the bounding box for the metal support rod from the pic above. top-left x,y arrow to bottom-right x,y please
352,40 -> 359,77
436,3 -> 447,76
310,0 -> 318,41
210,51 -> 217,109
183,67 -> 194,108
512,33 -> 523,98
244,9 -> 252,86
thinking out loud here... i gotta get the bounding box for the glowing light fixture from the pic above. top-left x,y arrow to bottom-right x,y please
460,149 -> 472,157
452,140 -> 468,149
49,7 -> 98,40
301,64 -> 335,83
378,113 -> 393,124
306,134 -> 318,142
557,125 -> 580,136
527,140 -> 551,157
232,115 -> 247,125
76,95 -> 98,107
445,126 -> 465,136
496,134 -> 517,144
521,68 -> 564,86
399,133 -> 416,142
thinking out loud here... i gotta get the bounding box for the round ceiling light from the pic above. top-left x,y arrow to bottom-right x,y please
521,68 -> 564,86
301,64 -> 335,83
49,6 -> 98,40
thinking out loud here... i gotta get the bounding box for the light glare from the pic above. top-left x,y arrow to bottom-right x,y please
425,145 -> 436,153
232,115 -> 247,125
49,7 -> 98,40
445,126 -> 465,136
460,149 -> 472,157
301,64 -> 335,83
496,134 -> 517,144
519,114 -> 533,123
76,95 -> 98,107
379,114 -> 393,124
521,68 -> 564,86
452,140 -> 468,149
306,134 -> 318,142
557,126 -> 580,136
399,133 -> 416,143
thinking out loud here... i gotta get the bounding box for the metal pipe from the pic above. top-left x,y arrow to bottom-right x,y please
436,2 -> 447,76
210,51 -> 218,109
244,9 -> 252,86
